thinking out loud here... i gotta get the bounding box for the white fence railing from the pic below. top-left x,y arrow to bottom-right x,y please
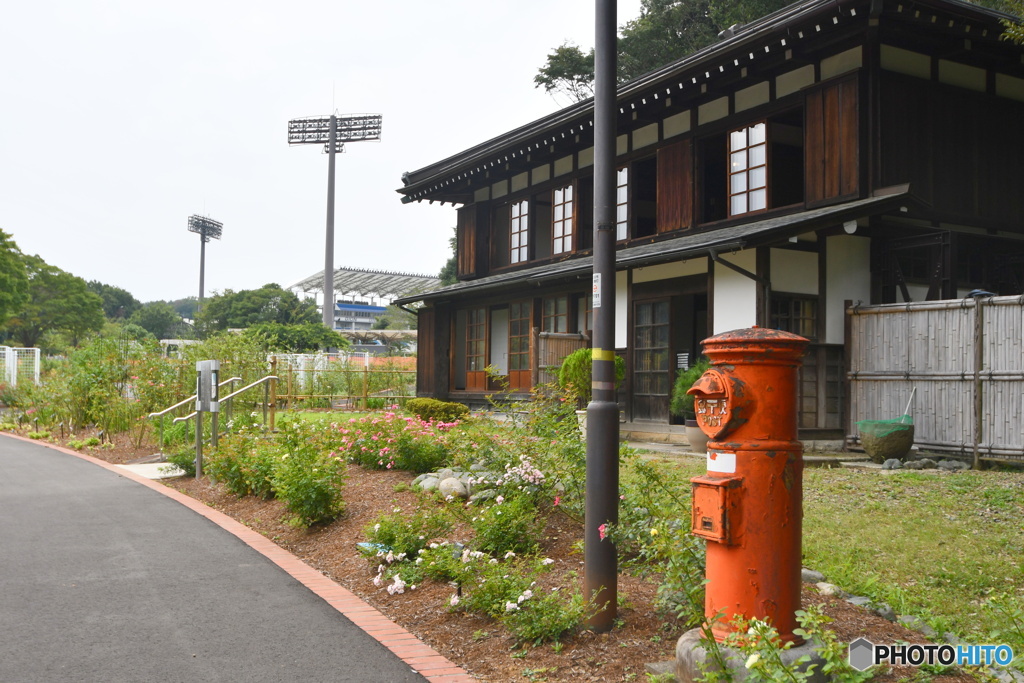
0,346 -> 41,387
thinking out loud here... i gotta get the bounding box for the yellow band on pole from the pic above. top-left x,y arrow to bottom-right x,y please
592,349 -> 616,362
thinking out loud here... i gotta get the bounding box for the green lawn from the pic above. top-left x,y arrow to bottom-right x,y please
644,454 -> 1024,651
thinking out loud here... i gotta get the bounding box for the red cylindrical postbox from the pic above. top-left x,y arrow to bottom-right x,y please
686,327 -> 808,643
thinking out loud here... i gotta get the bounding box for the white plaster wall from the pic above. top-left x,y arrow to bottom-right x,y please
616,271 -> 628,348
713,250 -> 758,333
631,259 -> 708,284
825,235 -> 870,344
771,248 -> 818,295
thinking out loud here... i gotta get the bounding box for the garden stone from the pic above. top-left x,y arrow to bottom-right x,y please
898,614 -> 936,638
873,603 -> 896,621
417,476 -> 440,492
902,459 -> 925,469
412,473 -> 428,486
438,477 -> 468,499
468,489 -> 498,505
470,462 -> 488,472
937,459 -> 969,472
917,458 -> 938,469
801,568 -> 825,583
882,458 -> 903,470
436,468 -> 456,481
847,595 -> 871,608
815,582 -> 848,598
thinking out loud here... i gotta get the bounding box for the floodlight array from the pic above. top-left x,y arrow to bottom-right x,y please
187,214 -> 223,242
287,114 -> 382,145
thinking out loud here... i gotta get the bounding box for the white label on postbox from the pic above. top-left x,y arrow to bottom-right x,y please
707,450 -> 737,474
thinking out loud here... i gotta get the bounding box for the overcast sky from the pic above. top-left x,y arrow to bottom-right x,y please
0,1 -> 642,304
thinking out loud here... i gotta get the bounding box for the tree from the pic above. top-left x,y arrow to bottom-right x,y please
243,322 -> 349,353
1002,0 -> 1024,43
196,283 -> 319,333
533,42 -> 595,103
87,280 -> 141,320
371,305 -> 418,331
536,0 -> 794,102
438,226 -> 458,286
0,231 -> 29,327
5,255 -> 104,347
130,301 -> 182,340
167,297 -> 199,321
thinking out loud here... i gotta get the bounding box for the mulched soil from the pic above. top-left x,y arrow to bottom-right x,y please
26,427 -> 980,682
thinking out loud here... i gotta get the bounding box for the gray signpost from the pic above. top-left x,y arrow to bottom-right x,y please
194,360 -> 220,478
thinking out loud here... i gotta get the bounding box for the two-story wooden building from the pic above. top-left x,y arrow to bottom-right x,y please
396,0 -> 1024,441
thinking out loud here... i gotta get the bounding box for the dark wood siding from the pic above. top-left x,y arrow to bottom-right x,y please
656,138 -> 693,233
416,307 -> 435,396
456,205 -> 476,278
879,72 -> 1024,227
805,76 -> 859,205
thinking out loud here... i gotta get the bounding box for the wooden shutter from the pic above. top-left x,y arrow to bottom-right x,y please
657,138 -> 693,233
416,307 -> 435,397
805,76 -> 859,204
456,205 -> 476,278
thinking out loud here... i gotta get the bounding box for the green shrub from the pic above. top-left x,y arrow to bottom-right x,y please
364,508 -> 452,558
165,448 -> 196,477
502,590 -> 589,645
472,495 -> 542,556
556,348 -> 625,405
406,398 -> 469,423
205,433 -> 278,499
669,358 -> 711,420
272,449 -> 347,527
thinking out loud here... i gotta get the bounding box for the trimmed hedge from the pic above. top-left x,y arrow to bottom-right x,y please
406,398 -> 470,423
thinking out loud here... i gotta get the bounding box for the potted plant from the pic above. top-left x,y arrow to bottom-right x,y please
557,348 -> 626,433
670,358 -> 712,453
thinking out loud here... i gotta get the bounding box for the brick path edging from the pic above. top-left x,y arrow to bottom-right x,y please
8,434 -> 476,683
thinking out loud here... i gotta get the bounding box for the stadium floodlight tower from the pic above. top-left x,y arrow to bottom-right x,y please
187,214 -> 223,313
288,113 -> 383,329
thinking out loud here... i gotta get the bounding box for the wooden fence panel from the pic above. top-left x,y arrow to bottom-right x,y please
848,296 -> 1024,462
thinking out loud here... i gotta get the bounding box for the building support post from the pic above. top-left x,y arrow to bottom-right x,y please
585,0 -> 619,632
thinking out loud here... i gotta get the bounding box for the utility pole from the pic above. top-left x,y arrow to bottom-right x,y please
585,0 -> 619,632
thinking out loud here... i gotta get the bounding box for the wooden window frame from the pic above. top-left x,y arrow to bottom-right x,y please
552,185 -> 574,255
728,121 -> 769,218
616,167 -> 629,241
466,307 -> 488,390
510,199 -> 529,264
508,300 -> 532,389
770,293 -> 818,341
542,295 -> 569,334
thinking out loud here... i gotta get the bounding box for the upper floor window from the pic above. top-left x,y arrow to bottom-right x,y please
616,168 -> 629,240
552,185 -> 573,254
729,123 -> 768,217
771,294 -> 817,341
510,200 -> 529,264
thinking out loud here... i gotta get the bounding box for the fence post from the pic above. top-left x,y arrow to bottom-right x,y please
269,365 -> 278,432
287,363 -> 293,412
973,296 -> 985,470
362,353 -> 369,409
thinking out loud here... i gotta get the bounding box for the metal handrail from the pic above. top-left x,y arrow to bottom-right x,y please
148,377 -> 242,452
172,376 -> 278,423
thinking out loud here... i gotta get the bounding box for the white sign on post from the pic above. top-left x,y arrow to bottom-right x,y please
592,273 -> 602,308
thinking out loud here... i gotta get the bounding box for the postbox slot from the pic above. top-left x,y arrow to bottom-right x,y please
690,475 -> 742,545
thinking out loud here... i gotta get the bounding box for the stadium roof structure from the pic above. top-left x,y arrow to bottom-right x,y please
291,267 -> 440,300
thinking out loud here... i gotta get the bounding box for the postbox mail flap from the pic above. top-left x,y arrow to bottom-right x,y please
690,475 -> 742,545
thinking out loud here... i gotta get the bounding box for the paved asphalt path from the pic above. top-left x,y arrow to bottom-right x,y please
0,436 -> 426,682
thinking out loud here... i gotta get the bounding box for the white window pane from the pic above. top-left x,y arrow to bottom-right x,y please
731,195 -> 747,215
750,166 -> 767,189
617,187 -> 628,203
750,122 -> 766,145
617,168 -> 628,183
730,129 -> 747,150
617,205 -> 628,222
511,233 -> 520,248
554,204 -> 563,221
554,238 -> 563,253
730,150 -> 747,172
750,143 -> 766,167
750,188 -> 767,211
731,173 -> 747,194
511,203 -> 520,219
554,189 -> 563,203
616,223 -> 627,240
565,236 -> 572,251
565,185 -> 573,201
